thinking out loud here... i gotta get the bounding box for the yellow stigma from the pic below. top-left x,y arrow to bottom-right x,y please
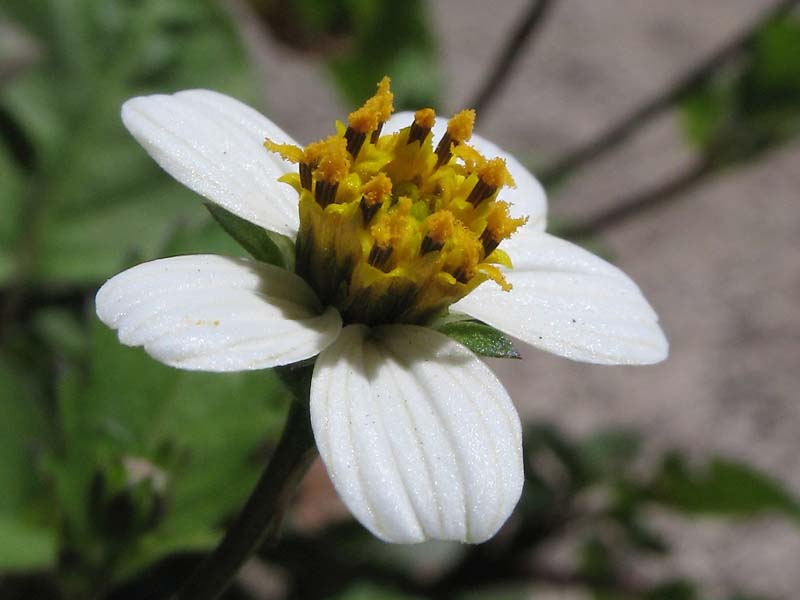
414,108 -> 436,129
447,109 -> 475,143
305,136 -> 350,183
265,78 -> 526,325
479,157 -> 515,189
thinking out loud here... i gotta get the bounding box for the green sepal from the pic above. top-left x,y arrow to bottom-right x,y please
436,318 -> 520,359
205,203 -> 295,271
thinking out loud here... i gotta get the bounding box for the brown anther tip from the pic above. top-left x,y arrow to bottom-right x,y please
414,108 -> 436,129
447,109 -> 476,143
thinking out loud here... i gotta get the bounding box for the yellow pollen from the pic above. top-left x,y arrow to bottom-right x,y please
486,201 -> 528,240
348,76 -> 395,132
424,210 -> 455,245
452,144 -> 487,172
371,196 -> 412,248
479,157 -> 516,189
361,173 -> 393,206
372,76 -> 394,123
448,223 -> 482,281
447,109 -> 475,143
414,108 -> 436,129
265,76 -> 526,325
348,105 -> 379,134
264,138 -> 304,163
305,136 -> 350,183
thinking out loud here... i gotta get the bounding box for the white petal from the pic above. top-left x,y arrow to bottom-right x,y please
96,255 -> 340,371
384,111 -> 547,230
452,231 -> 668,365
310,324 -> 523,544
122,90 -> 300,238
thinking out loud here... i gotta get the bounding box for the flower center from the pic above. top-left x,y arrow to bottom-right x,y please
266,77 -> 527,326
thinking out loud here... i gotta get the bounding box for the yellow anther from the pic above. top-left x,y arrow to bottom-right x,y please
361,173 -> 393,206
414,108 -> 436,129
446,223 -> 482,283
348,75 -> 395,133
348,105 -> 380,134
453,144 -> 487,172
305,136 -> 350,183
264,138 -> 304,163
371,76 -> 395,123
478,157 -> 516,189
371,196 -> 412,248
486,201 -> 527,241
447,109 -> 475,144
424,210 -> 455,245
479,264 -> 512,292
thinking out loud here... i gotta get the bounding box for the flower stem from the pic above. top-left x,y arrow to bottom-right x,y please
174,398 -> 317,600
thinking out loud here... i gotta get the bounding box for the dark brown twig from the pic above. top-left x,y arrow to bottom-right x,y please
559,157 -> 713,239
469,0 -> 557,115
539,0 -> 800,186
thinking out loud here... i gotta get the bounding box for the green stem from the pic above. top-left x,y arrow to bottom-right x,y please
173,399 -> 317,600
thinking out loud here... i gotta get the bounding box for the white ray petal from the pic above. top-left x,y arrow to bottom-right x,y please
310,324 -> 523,544
95,255 -> 340,371
122,90 -> 300,237
384,111 -> 547,230
452,231 -> 668,364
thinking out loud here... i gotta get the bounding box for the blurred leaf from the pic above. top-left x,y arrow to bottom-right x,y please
0,0 -> 260,287
580,537 -> 614,584
333,582 -> 429,600
31,308 -> 87,360
50,319 -> 290,579
327,0 -> 440,109
680,79 -> 734,149
680,14 -> 800,164
0,516 -> 55,572
648,453 -> 800,522
525,423 -> 589,488
644,580 -> 697,600
0,356 -> 55,571
618,516 -> 669,555
579,429 -> 642,478
437,319 -> 519,359
206,203 -> 295,270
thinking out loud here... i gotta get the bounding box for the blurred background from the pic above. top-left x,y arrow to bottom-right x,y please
1,0 -> 799,599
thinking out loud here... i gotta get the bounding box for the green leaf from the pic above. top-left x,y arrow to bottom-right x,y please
437,319 -> 519,359
50,319 -> 290,579
648,453 -> 800,522
0,0 -> 261,286
0,516 -> 55,571
679,15 -> 800,163
334,582 -> 429,600
0,356 -> 55,571
580,429 -> 642,478
326,0 -> 441,109
205,203 -> 295,269
680,81 -> 735,149
644,580 -> 697,600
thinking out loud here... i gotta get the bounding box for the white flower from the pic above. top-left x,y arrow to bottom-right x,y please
96,84 -> 668,544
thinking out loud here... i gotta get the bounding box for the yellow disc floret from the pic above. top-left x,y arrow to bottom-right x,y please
265,77 -> 527,325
